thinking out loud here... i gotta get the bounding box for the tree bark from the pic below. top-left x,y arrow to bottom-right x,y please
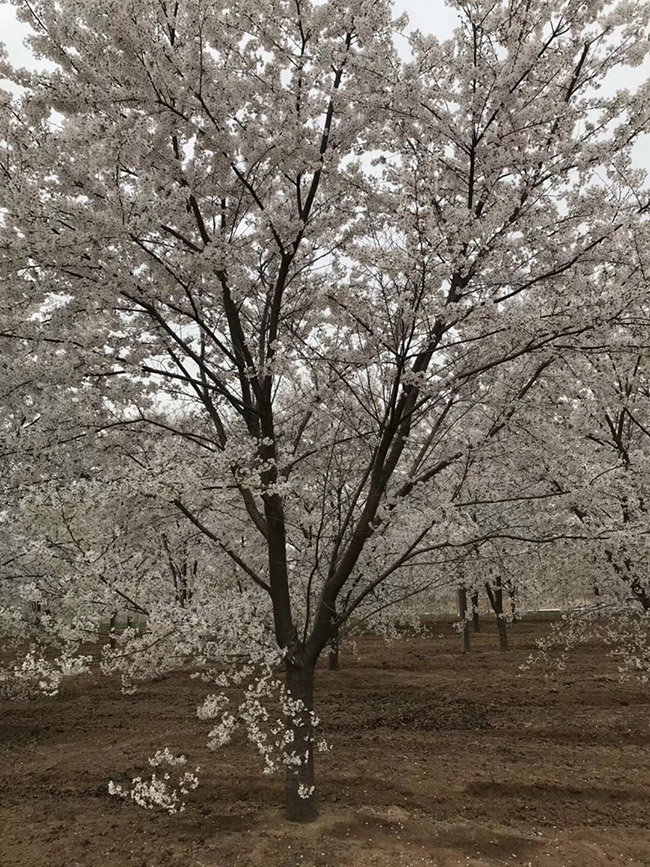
284,662 -> 318,823
457,586 -> 470,653
471,592 -> 480,632
485,578 -> 509,651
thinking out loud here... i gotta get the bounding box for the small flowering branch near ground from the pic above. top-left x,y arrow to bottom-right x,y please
108,748 -> 199,815
0,647 -> 91,700
521,604 -> 650,684
196,664 -> 330,795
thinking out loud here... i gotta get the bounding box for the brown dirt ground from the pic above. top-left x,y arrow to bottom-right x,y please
2,618 -> 650,867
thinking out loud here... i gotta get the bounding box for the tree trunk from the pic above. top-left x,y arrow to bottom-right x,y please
457,587 -> 470,653
284,662 -> 318,823
471,592 -> 480,632
485,578 -> 509,651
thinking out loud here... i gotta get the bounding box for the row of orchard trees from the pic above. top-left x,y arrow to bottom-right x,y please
1,0 -> 650,822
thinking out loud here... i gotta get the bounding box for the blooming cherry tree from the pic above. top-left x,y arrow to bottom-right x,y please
1,0 -> 649,821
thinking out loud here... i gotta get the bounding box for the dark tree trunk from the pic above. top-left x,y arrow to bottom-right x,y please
485,577 -> 509,651
457,586 -> 470,653
284,662 -> 318,823
496,614 -> 509,651
471,592 -> 480,632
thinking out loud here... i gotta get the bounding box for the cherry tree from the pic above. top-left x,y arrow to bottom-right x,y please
1,0 -> 649,822
566,350 -> 650,608
530,342 -> 650,675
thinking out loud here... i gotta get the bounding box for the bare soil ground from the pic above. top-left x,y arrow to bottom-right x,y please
2,618 -> 650,867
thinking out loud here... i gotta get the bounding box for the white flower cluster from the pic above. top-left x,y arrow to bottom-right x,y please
108,749 -> 200,815
207,711 -> 237,749
198,665 -> 329,795
0,649 -> 91,700
298,783 -> 315,799
196,692 -> 230,720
